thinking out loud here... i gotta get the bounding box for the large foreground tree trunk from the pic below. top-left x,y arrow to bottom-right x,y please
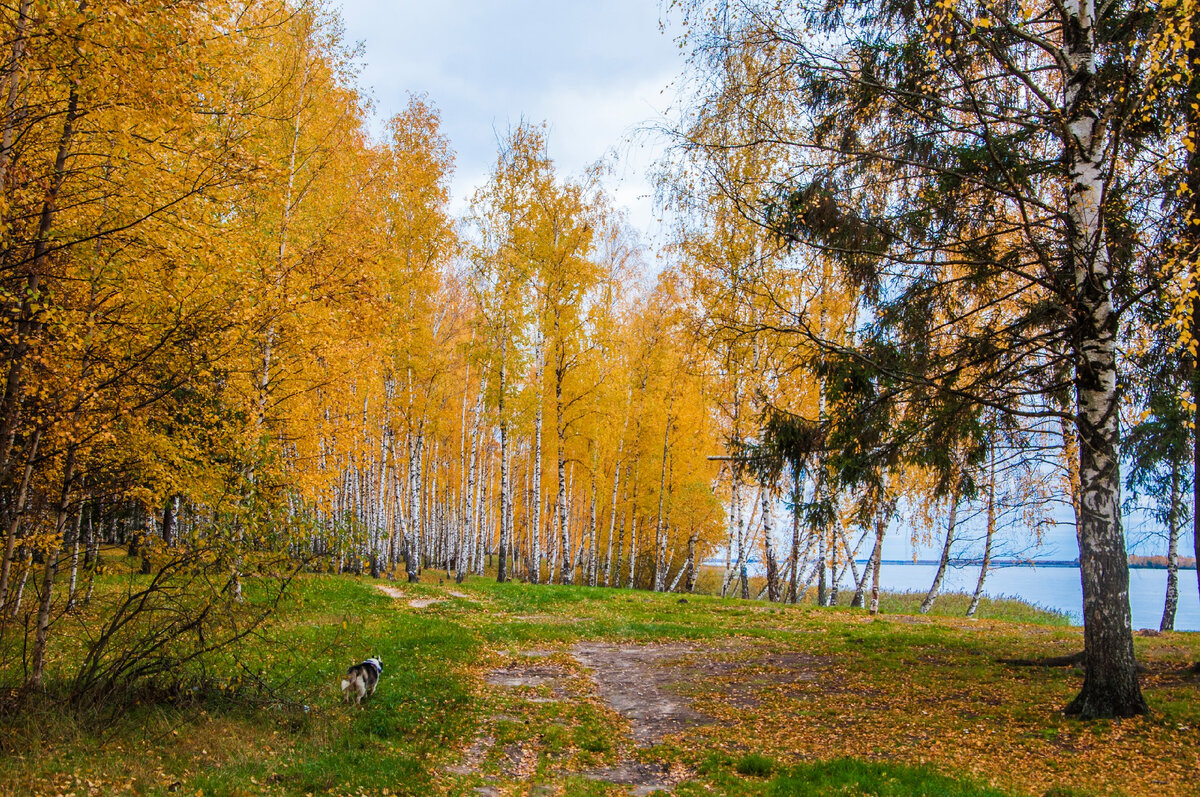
1062,0 -> 1146,717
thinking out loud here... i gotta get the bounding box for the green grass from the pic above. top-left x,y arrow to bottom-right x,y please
1,558 -> 1193,796
736,752 -> 778,777
0,572 -> 482,795
874,590 -> 1072,626
687,755 -> 1010,797
768,759 -> 1010,796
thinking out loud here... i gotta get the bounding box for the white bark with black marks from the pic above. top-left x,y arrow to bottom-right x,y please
1062,0 -> 1146,718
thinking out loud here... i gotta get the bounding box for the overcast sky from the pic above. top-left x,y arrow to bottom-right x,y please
337,0 -> 682,240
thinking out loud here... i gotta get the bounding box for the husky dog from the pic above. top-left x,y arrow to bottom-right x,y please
340,657 -> 383,704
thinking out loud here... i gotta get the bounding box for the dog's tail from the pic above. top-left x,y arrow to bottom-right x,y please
340,677 -> 350,691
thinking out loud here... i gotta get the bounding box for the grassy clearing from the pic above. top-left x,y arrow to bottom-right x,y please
0,558 -> 1196,796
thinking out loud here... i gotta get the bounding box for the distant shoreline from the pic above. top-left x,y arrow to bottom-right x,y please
871,558 -> 1198,570
704,558 -> 1199,570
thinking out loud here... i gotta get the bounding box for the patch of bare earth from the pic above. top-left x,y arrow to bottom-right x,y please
374,584 -> 440,608
452,640 -> 825,794
569,642 -> 715,747
584,761 -> 683,797
483,659 -> 573,702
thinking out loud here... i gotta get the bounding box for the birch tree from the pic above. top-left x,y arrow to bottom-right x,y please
667,0 -> 1184,715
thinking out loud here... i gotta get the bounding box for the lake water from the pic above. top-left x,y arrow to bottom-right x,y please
846,562 -> 1200,631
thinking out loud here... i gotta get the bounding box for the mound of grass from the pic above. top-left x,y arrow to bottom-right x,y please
769,758 -> 1010,796
736,752 -> 777,777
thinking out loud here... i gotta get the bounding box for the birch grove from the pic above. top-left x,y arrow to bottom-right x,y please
0,0 -> 1195,723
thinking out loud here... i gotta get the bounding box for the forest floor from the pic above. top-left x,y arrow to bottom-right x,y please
2,564 -> 1199,796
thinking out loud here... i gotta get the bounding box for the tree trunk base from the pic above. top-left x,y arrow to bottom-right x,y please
1064,680 -> 1148,719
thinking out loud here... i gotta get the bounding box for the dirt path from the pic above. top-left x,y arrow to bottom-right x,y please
375,583 -> 474,608
570,641 -> 714,747
375,584 -> 440,607
447,639 -> 825,795
368,582 -> 827,793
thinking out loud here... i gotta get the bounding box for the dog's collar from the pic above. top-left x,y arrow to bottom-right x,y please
364,658 -> 382,674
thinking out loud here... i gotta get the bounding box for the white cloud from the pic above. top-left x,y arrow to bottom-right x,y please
336,0 -> 686,244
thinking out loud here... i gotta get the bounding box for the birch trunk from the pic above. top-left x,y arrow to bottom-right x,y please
684,531 -> 700,592
721,465 -> 738,597
83,499 -> 96,569
763,490 -> 779,602
0,0 -> 31,194
587,476 -> 598,586
869,498 -> 894,615
850,543 -> 869,608
816,496 -> 827,606
65,502 -> 83,610
10,549 -> 30,617
1062,0 -> 1145,718
1158,454 -> 1183,631
161,494 -> 180,548
0,77 -> 79,486
460,379 -> 486,583
556,373 -> 571,586
919,487 -> 960,614
787,467 -> 803,603
547,495 -> 559,583
457,364 -> 471,580
30,444 -> 78,688
531,332 -> 544,583
406,428 -> 424,582
652,416 -> 671,591
626,515 -> 638,589
0,426 -> 39,609
625,457 -> 640,589
604,459 -> 622,586
82,505 -> 96,606
840,527 -> 864,606
256,52 -> 308,428
497,330 -> 511,582
477,449 -> 491,575
828,509 -> 839,606
613,470 -> 628,587
968,451 -> 998,618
